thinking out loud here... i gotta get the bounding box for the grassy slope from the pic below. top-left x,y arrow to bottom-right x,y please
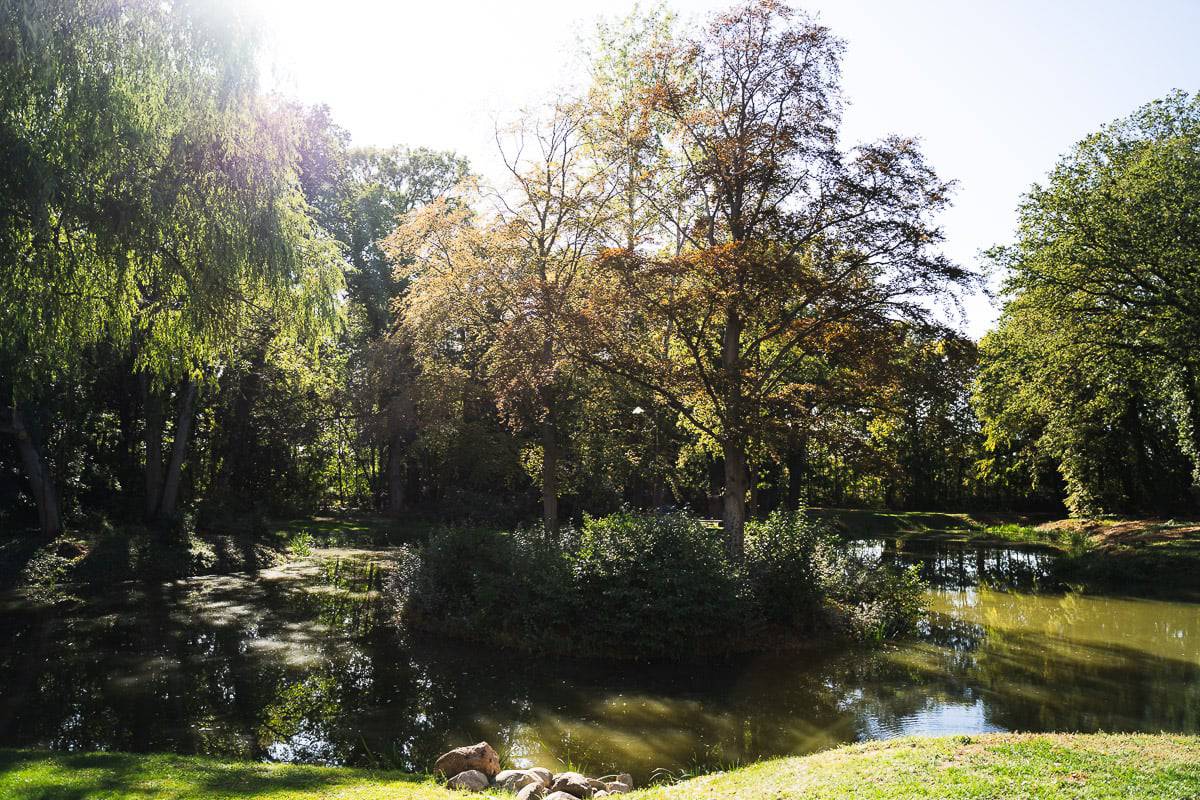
4,735 -> 1199,800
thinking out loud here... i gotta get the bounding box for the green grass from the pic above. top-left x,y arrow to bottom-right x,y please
3,735 -> 1199,799
0,749 -> 445,800
643,734 -> 1200,799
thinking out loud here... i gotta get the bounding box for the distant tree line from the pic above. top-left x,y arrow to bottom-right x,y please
2,0 -> 1194,548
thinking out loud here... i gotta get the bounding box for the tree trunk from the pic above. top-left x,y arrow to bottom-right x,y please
214,342 -> 266,500
384,385 -> 416,517
386,430 -> 406,517
722,438 -> 748,560
785,442 -> 806,510
10,404 -> 62,537
143,375 -> 165,522
1183,365 -> 1200,501
721,304 -> 746,559
542,416 -> 559,535
157,378 -> 197,522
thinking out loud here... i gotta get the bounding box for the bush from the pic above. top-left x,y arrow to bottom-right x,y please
393,509 -> 928,657
572,511 -> 743,655
744,510 -> 828,629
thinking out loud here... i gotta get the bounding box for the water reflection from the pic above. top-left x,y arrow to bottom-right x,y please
0,542 -> 1196,784
850,538 -> 1057,591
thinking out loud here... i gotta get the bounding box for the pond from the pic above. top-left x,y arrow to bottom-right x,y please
0,539 -> 1197,784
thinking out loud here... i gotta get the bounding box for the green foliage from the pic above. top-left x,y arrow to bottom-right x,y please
747,510 -> 926,641
396,510 -> 927,657
976,92 -> 1200,516
572,511 -> 742,653
744,511 -> 827,627
288,530 -> 314,558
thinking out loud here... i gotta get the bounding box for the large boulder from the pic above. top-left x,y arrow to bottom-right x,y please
549,772 -> 593,798
517,784 -> 547,800
436,742 -> 501,778
496,769 -> 541,793
528,767 -> 553,788
446,769 -> 489,792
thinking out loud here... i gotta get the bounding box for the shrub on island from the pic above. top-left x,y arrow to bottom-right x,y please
392,510 -> 926,657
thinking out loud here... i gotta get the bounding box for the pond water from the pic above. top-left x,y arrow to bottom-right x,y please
0,539 -> 1197,783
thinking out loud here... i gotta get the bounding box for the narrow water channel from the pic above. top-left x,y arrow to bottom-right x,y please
0,540 -> 1195,783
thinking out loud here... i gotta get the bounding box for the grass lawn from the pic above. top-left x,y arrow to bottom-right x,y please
3,734 -> 1199,800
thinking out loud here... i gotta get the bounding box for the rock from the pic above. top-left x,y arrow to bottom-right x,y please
496,769 -> 541,793
599,774 -> 634,791
587,778 -> 608,792
528,767 -> 553,788
436,742 -> 501,778
603,782 -> 631,794
594,793 -> 610,799
446,769 -> 489,792
543,793 -> 581,800
517,784 -> 546,800
549,772 -> 593,798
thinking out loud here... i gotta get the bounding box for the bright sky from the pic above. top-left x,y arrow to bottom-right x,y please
250,0 -> 1200,338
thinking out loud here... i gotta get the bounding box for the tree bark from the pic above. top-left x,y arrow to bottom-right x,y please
10,404 -> 62,537
721,305 -> 747,558
157,378 -> 197,522
542,416 -> 559,535
722,438 -> 748,560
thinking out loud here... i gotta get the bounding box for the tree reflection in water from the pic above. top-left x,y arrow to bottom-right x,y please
0,543 -> 1196,784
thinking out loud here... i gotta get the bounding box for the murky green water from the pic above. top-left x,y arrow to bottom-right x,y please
0,540 -> 1196,783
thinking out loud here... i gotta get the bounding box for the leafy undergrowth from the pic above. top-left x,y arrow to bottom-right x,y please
3,734 -> 1198,799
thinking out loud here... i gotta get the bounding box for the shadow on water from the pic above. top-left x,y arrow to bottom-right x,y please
0,542 -> 1197,784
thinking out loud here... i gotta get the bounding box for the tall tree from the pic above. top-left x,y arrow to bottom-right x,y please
339,146 -> 468,514
574,0 -> 969,554
390,101 -> 609,533
979,92 -> 1200,513
0,0 -> 343,533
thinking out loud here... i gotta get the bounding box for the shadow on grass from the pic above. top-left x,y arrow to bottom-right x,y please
0,749 -> 429,800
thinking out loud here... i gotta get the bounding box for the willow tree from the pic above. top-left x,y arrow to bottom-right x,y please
389,101 -> 609,533
0,0 -> 342,534
574,0 -> 969,555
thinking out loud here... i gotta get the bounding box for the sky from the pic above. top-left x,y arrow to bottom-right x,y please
248,0 -> 1200,338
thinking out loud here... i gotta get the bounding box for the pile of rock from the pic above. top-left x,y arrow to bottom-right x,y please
435,742 -> 634,798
